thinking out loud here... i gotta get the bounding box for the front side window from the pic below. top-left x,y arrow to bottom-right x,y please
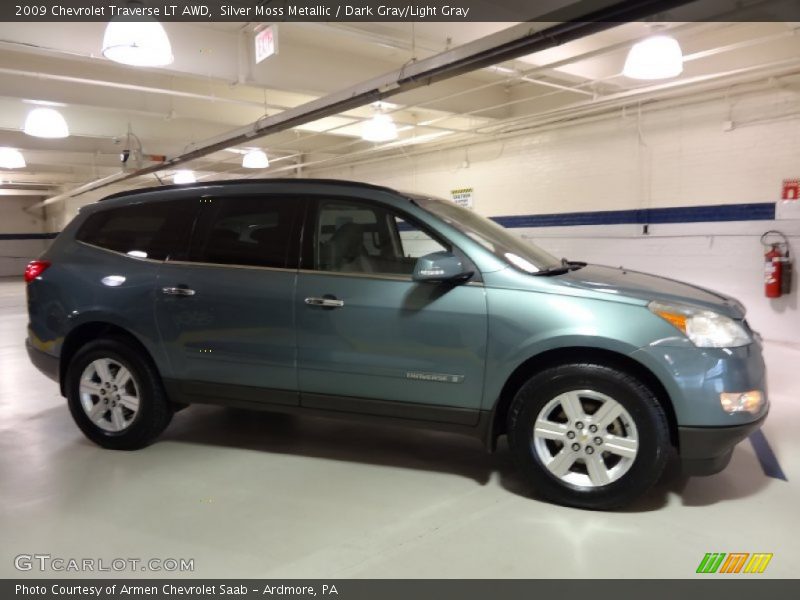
412,195 -> 561,273
75,199 -> 196,261
192,196 -> 298,269
314,200 -> 447,276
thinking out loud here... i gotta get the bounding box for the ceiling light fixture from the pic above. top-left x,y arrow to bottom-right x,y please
102,18 -> 174,67
23,108 -> 70,138
172,170 -> 196,184
242,149 -> 269,169
0,147 -> 26,169
362,111 -> 398,143
623,35 -> 683,80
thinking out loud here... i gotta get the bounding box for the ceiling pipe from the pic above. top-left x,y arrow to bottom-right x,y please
28,29 -> 795,190
10,22 -> 792,193
0,189 -> 51,196
29,0 -> 694,210
129,71 -> 797,197
259,62 -> 800,177
302,22 -> 595,96
354,52 -> 800,146
225,22 -> 770,168
153,58 -> 800,186
682,26 -> 800,63
0,66 -> 469,136
225,53 -> 800,178
0,65 -> 291,112
10,24 -> 756,189
482,57 -> 800,135
230,24 -> 718,159
17,24 -> 676,129
8,22 -> 783,129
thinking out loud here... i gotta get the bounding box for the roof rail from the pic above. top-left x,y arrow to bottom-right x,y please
99,178 -> 399,202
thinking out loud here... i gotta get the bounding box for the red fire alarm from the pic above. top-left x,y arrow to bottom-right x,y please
782,179 -> 800,201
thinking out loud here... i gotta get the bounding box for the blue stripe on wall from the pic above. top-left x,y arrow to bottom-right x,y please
0,233 -> 59,241
491,202 -> 776,229
0,202 -> 777,240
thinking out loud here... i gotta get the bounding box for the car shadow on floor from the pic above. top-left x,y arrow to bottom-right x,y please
158,405 -> 771,512
162,405 -> 500,483
619,452 -> 772,511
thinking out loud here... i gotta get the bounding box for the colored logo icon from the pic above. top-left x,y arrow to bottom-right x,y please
697,553 -> 773,574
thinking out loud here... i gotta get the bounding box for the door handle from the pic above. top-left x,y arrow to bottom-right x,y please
162,286 -> 196,297
305,296 -> 344,308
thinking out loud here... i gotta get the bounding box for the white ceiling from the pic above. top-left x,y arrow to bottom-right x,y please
0,20 -> 799,199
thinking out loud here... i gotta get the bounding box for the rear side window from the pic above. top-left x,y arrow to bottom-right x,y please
191,197 -> 299,269
76,199 -> 196,261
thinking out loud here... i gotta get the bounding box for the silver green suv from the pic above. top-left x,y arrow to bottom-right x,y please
25,179 -> 768,509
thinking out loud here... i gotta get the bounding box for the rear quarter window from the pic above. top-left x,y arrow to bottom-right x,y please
75,200 -> 196,261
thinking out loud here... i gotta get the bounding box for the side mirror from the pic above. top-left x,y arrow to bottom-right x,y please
412,251 -> 474,284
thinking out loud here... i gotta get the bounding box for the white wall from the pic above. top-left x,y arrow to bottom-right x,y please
307,88 -> 800,343
0,196 -> 50,277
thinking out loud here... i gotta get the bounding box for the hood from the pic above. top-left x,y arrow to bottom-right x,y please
559,265 -> 746,319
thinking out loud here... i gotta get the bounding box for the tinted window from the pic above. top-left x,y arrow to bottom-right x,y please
76,199 -> 196,261
315,200 -> 447,275
193,197 -> 298,268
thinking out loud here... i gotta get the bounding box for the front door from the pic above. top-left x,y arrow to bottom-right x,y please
155,194 -> 302,407
296,197 -> 488,424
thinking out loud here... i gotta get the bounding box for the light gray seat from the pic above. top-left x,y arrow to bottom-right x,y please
325,222 -> 374,273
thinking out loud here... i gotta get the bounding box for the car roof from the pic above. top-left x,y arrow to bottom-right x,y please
99,178 -> 404,202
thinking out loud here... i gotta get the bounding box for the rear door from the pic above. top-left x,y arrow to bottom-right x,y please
154,194 -> 302,407
63,198 -> 199,369
295,196 -> 488,424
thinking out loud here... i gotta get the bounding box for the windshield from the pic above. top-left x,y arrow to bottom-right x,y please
411,195 -> 561,273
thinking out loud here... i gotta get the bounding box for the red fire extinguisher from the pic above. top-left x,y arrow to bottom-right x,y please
761,231 -> 792,298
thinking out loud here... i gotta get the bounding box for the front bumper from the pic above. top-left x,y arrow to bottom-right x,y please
632,340 -> 768,425
630,339 -> 768,476
678,410 -> 768,475
26,338 -> 59,383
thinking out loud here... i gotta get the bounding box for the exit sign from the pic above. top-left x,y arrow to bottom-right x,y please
782,179 -> 799,201
254,25 -> 278,64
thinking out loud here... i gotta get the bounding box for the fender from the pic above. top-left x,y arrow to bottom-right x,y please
480,336 -> 678,452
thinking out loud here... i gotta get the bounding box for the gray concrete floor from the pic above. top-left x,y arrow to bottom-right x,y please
1,277 -> 797,578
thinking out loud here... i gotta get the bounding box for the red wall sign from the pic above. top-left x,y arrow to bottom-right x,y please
782,179 -> 800,201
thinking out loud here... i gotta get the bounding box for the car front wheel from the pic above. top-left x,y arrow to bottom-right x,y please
507,362 -> 670,509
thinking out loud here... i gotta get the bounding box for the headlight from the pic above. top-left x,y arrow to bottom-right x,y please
648,301 -> 752,348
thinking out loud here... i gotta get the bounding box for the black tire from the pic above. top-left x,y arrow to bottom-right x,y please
507,362 -> 669,510
65,337 -> 173,450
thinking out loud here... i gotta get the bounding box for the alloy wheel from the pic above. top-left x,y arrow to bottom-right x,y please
79,358 -> 140,433
532,389 -> 639,487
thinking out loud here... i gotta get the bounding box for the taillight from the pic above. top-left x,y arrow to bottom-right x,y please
24,260 -> 51,283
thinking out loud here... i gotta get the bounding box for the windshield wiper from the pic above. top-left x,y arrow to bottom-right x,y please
534,258 -> 586,276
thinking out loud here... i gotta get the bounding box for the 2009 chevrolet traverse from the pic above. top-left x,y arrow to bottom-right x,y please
25,179 -> 768,509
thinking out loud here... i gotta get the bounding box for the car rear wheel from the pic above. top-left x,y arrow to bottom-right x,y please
65,338 -> 173,450
507,362 -> 670,510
